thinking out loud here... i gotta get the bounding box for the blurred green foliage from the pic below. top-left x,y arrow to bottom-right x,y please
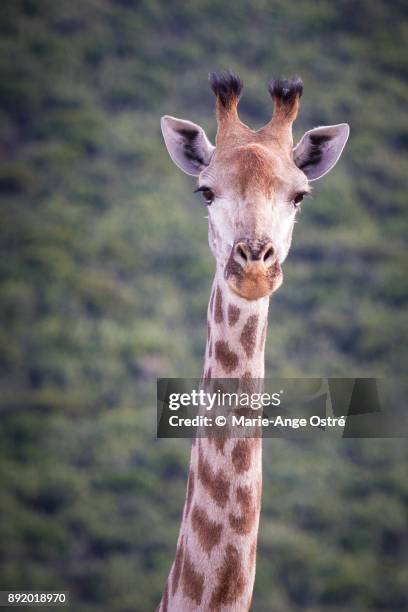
0,0 -> 407,610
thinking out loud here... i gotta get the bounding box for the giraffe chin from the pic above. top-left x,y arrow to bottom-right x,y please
227,263 -> 283,301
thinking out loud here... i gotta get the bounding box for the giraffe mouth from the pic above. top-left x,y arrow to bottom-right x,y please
226,261 -> 283,300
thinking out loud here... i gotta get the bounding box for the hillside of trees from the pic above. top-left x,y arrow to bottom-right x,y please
0,1 -> 407,610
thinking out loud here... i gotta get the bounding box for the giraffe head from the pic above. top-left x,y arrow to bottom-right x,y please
161,72 -> 349,300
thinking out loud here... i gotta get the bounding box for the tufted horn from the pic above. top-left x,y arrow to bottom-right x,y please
208,71 -> 248,145
262,76 -> 303,150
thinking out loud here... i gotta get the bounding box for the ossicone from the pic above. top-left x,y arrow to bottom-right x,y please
262,75 -> 303,146
208,70 -> 243,109
268,76 -> 303,105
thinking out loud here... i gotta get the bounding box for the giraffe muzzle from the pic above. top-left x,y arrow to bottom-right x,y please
225,239 -> 283,300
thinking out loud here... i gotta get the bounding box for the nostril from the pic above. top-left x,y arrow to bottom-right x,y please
263,247 -> 275,262
237,245 -> 248,262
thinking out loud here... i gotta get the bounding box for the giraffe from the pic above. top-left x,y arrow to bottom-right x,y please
158,71 -> 349,611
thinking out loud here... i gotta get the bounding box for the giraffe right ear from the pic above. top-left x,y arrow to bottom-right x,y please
161,115 -> 215,176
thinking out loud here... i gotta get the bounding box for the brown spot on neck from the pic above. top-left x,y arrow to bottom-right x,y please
215,340 -> 239,373
241,371 -> 258,395
231,439 -> 253,473
214,286 -> 224,324
228,303 -> 240,326
191,504 -> 223,555
209,544 -> 246,610
206,428 -> 227,454
214,436 -> 227,454
229,484 -> 255,535
240,314 -> 259,359
198,444 -> 230,508
182,548 -> 204,605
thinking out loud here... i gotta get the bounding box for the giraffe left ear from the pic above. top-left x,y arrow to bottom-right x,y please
293,124 -> 350,181
161,115 -> 215,176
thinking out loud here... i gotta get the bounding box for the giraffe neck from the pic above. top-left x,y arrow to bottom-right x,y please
160,270 -> 269,611
204,272 -> 269,379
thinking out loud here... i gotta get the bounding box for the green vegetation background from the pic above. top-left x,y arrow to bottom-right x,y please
0,1 -> 407,610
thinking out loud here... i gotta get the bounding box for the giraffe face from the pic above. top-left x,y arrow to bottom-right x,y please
161,72 -> 349,301
199,142 -> 310,299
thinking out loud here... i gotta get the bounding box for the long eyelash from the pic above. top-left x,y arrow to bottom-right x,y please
288,191 -> 312,206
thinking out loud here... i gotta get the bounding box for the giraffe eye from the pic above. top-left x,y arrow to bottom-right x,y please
291,192 -> 306,209
195,186 -> 215,205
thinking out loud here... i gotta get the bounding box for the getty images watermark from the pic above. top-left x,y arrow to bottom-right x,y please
157,378 -> 408,438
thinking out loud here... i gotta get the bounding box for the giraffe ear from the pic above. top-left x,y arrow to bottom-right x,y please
161,115 -> 215,176
293,124 -> 350,181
